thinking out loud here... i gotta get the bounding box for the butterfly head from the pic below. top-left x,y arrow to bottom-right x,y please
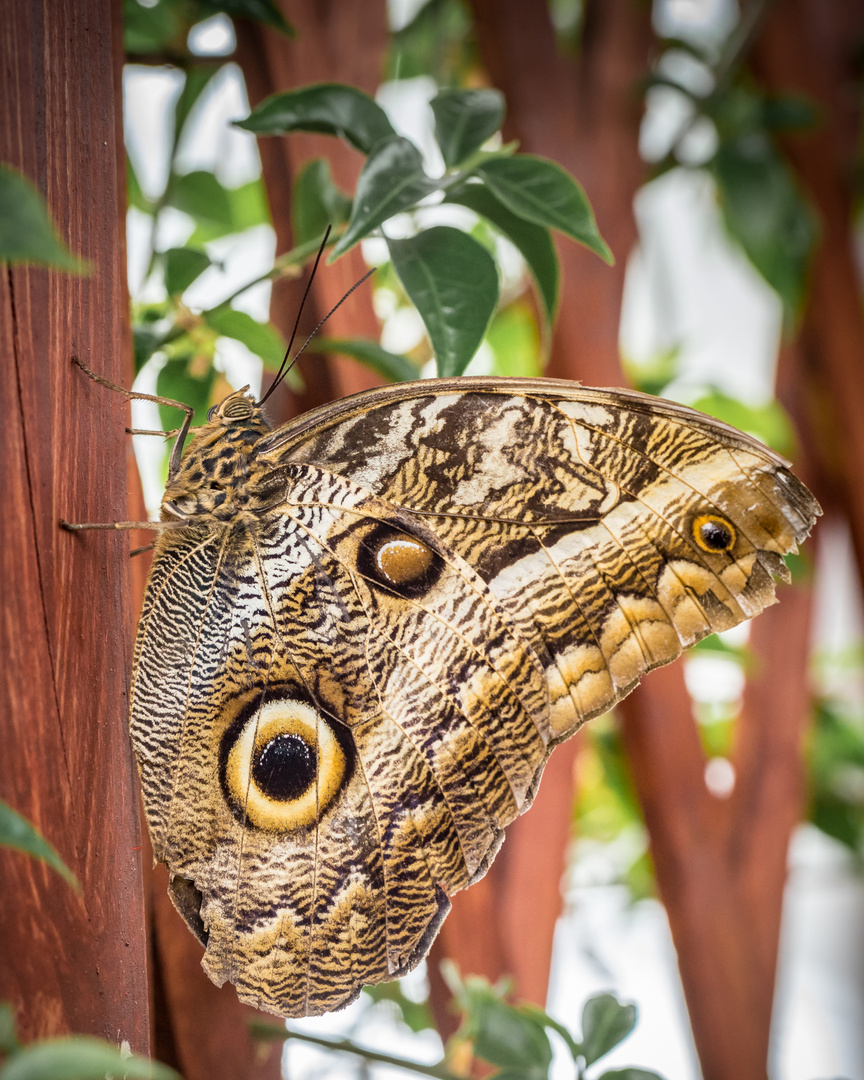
162,387 -> 273,522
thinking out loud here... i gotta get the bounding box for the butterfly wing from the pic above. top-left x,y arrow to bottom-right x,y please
262,379 -> 819,741
130,378 -> 819,1018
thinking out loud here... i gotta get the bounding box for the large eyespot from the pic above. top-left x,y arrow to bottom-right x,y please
357,524 -> 443,599
219,697 -> 350,833
692,513 -> 737,554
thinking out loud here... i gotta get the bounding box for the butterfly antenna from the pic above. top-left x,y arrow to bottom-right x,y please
259,225 -> 332,406
281,265 -> 375,375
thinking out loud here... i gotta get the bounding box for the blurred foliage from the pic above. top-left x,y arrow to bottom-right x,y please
650,29 -> 819,322
386,0 -> 476,85
123,0 -> 291,57
808,698 -> 864,860
0,814 -> 177,1080
0,165 -> 88,272
0,800 -> 79,892
254,971 -> 665,1080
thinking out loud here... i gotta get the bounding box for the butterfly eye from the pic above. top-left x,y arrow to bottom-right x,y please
359,525 -> 443,599
220,698 -> 348,833
692,513 -> 737,553
207,405 -> 218,422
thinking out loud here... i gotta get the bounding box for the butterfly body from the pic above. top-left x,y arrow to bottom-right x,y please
130,377 -> 819,1017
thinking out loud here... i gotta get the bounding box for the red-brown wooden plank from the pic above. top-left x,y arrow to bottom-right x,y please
0,0 -> 149,1052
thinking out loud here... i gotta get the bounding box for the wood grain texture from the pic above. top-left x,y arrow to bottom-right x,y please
0,0 -> 149,1051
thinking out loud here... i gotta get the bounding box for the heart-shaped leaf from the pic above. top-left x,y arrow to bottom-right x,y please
163,247 -> 211,295
581,994 -> 637,1064
205,307 -> 286,368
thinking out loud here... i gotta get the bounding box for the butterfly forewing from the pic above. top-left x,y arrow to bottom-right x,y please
129,377 -> 819,1018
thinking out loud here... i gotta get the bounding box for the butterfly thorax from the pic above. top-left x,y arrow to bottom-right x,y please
161,393 -> 275,524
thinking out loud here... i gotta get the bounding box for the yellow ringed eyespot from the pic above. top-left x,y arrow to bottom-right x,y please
221,699 -> 347,833
692,513 -> 736,553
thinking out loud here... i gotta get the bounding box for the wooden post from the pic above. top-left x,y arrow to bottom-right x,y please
0,0 -> 149,1052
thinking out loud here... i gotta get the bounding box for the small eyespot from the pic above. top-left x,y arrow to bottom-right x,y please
357,525 -> 443,599
220,698 -> 348,833
692,513 -> 736,553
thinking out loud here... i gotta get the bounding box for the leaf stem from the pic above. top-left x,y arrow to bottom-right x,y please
249,1022 -> 462,1080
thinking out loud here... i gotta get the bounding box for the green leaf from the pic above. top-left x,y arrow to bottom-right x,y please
447,183 -> 559,323
204,307 -> 287,368
311,338 -> 419,383
431,88 -> 504,168
581,994 -> 637,1065
461,995 -> 552,1075
163,247 -> 212,295
237,83 -> 396,153
0,166 -> 87,272
486,304 -> 541,378
386,0 -> 474,84
168,170 -> 234,230
292,159 -> 352,248
122,0 -> 183,55
0,1003 -> 19,1055
174,66 -> 219,147
333,137 -> 438,256
475,155 -> 613,263
182,177 -> 270,244
197,0 -> 294,35
361,980 -> 436,1033
0,800 -> 79,892
126,154 -> 153,215
226,178 -> 271,232
622,345 -> 681,397
388,227 -> 498,377
596,1070 -> 667,1080
156,356 -> 217,431
711,141 -> 817,318
688,390 -> 796,458
520,1004 -> 583,1063
0,1037 -> 179,1080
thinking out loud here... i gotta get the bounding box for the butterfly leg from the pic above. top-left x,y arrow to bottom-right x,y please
71,356 -> 194,478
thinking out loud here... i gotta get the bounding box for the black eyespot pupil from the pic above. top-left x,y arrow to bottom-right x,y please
700,521 -> 733,550
252,734 -> 316,802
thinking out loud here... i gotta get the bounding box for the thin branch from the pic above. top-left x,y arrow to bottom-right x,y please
249,1022 -> 462,1080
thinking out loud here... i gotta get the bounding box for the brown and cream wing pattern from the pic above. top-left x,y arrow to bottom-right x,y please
129,377 -> 819,1020
264,379 -> 818,738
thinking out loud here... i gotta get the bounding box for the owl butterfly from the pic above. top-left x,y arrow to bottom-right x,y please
123,375 -> 817,1018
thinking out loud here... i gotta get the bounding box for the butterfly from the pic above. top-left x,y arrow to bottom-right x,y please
119,374 -> 818,1018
